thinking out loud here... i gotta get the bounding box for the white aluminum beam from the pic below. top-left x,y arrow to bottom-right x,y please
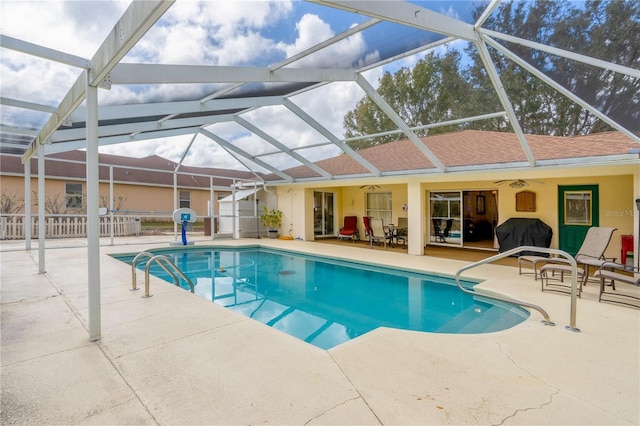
344,111 -> 506,143
480,28 -> 640,79
24,160 -> 31,251
0,34 -> 90,69
483,35 -> 640,143
43,126 -> 203,154
175,133 -> 199,172
234,116 -> 332,179
50,113 -> 237,143
308,0 -> 477,41
69,96 -> 282,122
1,97 -> 57,114
200,128 -> 293,181
199,18 -> 380,103
23,70 -> 88,161
0,126 -> 39,137
283,98 -> 381,176
110,64 -> 357,84
86,77 -> 101,342
37,149 -> 45,273
358,37 -> 456,73
474,0 -> 502,29
0,142 -> 34,151
275,18 -> 380,70
356,74 -> 447,172
473,40 -> 536,166
23,0 -> 174,162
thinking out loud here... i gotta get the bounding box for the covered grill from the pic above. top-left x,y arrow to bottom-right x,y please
496,218 -> 553,256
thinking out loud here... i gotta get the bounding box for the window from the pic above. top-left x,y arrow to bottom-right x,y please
366,192 -> 392,225
65,183 -> 83,209
179,190 -> 191,208
564,191 -> 592,225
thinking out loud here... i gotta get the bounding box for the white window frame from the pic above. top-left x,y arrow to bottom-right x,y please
65,183 -> 83,209
366,192 -> 392,225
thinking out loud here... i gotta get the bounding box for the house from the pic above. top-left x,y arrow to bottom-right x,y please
265,130 -> 639,263
2,130 -> 638,265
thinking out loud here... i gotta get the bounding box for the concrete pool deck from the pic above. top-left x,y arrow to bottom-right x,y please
1,235 -> 638,425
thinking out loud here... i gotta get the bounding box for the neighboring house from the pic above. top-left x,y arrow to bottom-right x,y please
0,151 -> 265,229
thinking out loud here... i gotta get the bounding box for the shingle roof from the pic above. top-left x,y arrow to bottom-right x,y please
276,130 -> 639,179
0,151 -> 263,189
2,130 -> 637,186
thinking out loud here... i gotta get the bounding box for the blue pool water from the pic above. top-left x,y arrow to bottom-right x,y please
113,247 -> 528,349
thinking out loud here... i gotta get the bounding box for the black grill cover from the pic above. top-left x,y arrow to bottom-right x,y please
496,218 -> 553,256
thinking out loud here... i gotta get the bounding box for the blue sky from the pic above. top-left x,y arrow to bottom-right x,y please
0,1 -> 479,170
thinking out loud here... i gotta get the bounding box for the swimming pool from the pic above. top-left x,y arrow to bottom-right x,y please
114,247 -> 529,349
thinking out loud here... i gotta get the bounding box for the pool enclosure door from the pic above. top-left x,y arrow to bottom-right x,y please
314,191 -> 335,237
429,191 -> 462,246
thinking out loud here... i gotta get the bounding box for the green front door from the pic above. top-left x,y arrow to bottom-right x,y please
558,185 -> 599,256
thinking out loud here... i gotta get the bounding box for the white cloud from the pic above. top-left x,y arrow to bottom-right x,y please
2,1 -> 372,172
440,6 -> 461,21
0,1 -> 128,57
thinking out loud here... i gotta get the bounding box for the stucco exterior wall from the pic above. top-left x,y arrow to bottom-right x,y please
0,176 -> 223,220
276,163 -> 637,264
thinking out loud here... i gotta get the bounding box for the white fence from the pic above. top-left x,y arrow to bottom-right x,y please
0,215 -> 141,240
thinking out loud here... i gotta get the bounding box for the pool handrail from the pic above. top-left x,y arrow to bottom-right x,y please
455,246 -> 581,332
131,251 -> 154,291
143,254 -> 195,298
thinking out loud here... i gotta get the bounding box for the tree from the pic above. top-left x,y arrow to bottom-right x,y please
32,191 -> 66,215
473,0 -> 639,135
100,195 -> 128,212
344,51 -> 471,149
343,0 -> 638,142
0,191 -> 24,215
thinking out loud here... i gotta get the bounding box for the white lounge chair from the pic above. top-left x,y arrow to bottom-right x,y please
368,218 -> 389,248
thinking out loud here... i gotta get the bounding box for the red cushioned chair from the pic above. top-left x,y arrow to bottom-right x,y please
337,216 -> 359,242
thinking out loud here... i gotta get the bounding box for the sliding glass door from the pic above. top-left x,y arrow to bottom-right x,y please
313,191 -> 334,237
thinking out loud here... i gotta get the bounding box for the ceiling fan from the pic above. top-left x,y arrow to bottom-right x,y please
359,184 -> 382,191
494,179 -> 545,189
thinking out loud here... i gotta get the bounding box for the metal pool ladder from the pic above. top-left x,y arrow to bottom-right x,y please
131,251 -> 195,298
454,246 -> 581,332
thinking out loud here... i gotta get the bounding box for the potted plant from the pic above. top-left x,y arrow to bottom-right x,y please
260,206 -> 283,238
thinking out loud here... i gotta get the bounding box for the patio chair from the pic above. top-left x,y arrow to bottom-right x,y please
433,219 -> 444,242
363,216 -> 372,241
395,217 -> 408,248
337,216 -> 359,242
368,218 -> 389,248
594,262 -> 640,308
434,218 -> 453,243
539,227 -> 617,295
443,219 -> 453,240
